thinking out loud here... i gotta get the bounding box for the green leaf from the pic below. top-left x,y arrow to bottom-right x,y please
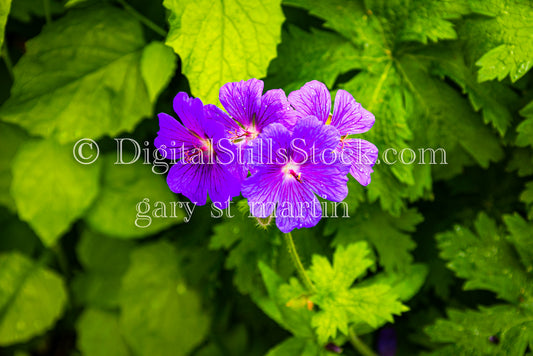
0,0 -> 11,48
0,6 -> 172,143
0,209 -> 39,256
0,123 -> 27,212
84,153 -> 183,239
504,213 -> 533,272
426,42 -> 518,135
287,0 -> 503,215
265,25 -> 361,92
425,305 -> 533,355
119,241 -> 210,356
164,0 -> 284,104
520,181 -> 533,220
140,41 -> 177,103
10,139 -> 101,246
461,0 -> 533,82
76,308 -> 130,356
436,212 -> 533,303
266,337 -> 325,356
9,0 -> 63,22
329,205 -> 422,272
72,229 -> 134,308
210,207 -> 292,297
307,242 -> 407,343
0,252 -> 67,346
517,100 -> 533,148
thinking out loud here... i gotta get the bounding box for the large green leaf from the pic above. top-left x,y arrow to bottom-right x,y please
164,0 -> 284,104
84,153 -> 183,239
0,122 -> 27,211
119,241 -> 210,356
10,139 -> 101,246
76,308 -> 130,356
0,6 -> 174,143
0,252 -> 68,346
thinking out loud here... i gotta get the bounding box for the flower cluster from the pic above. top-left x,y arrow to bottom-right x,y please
155,79 -> 377,233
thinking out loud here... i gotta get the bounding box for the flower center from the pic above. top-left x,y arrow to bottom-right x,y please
282,162 -> 303,183
184,138 -> 214,163
230,125 -> 260,143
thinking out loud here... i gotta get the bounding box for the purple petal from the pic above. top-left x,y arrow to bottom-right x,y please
242,166 -> 283,218
173,92 -> 206,137
288,80 -> 331,123
166,162 -> 209,205
301,164 -> 348,202
332,90 -> 375,135
207,164 -> 242,209
341,139 -> 378,186
204,103 -> 239,134
220,79 -> 263,127
290,116 -> 340,164
276,184 -> 322,233
256,89 -> 297,130
154,112 -> 198,160
247,123 -> 292,168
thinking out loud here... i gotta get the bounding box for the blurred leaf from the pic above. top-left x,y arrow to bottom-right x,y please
0,0 -> 11,48
266,336 -> 326,356
461,0 -> 533,82
76,308 -> 130,356
119,241 -> 210,356
0,6 -> 172,143
9,0 -> 63,22
265,25 -> 360,92
520,181 -> 533,220
164,0 -> 284,104
517,100 -> 533,148
0,208 -> 39,256
140,41 -> 177,102
329,205 -> 423,272
0,122 -> 27,212
84,153 -> 183,238
72,229 -> 134,308
10,139 -> 101,246
0,252 -> 67,346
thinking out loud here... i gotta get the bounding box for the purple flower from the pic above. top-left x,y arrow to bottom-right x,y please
242,116 -> 349,233
289,80 -> 378,186
208,79 -> 295,174
155,92 -> 241,208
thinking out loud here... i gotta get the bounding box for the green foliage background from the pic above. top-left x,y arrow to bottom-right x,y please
0,0 -> 532,355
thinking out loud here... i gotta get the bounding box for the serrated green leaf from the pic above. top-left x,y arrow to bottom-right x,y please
76,308 -> 130,356
520,181 -> 533,221
265,25 -> 361,92
0,6 -> 171,143
164,0 -> 284,104
461,0 -> 533,82
10,139 -> 101,246
425,305 -> 533,355
0,252 -> 67,346
84,153 -> 183,239
436,212 -> 533,303
119,241 -> 210,356
329,205 -> 422,272
517,100 -> 533,148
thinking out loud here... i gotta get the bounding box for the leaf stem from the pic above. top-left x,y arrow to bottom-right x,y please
283,232 -> 315,293
116,0 -> 167,37
349,328 -> 377,356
